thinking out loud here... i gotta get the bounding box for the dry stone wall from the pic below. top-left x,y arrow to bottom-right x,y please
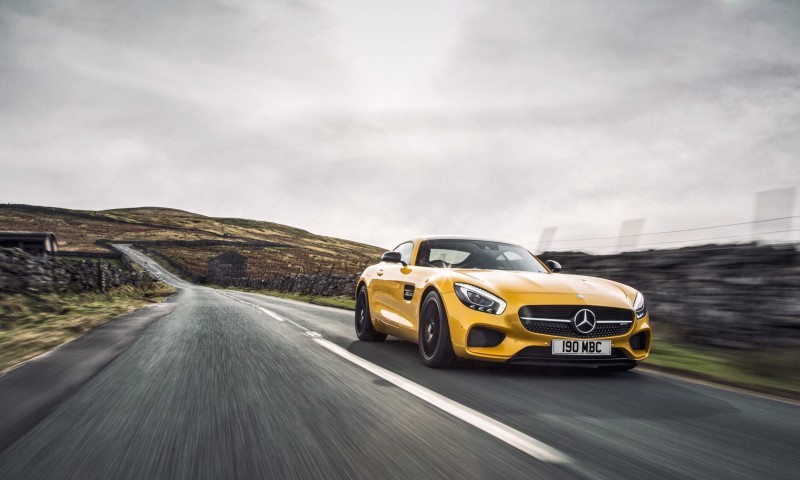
221,271 -> 359,297
0,248 -> 155,293
543,243 -> 800,348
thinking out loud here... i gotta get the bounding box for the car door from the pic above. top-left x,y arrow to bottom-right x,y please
375,241 -> 415,333
396,264 -> 434,341
368,260 -> 395,323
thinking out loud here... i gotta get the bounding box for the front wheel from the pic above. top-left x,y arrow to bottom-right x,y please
418,291 -> 457,368
355,287 -> 386,342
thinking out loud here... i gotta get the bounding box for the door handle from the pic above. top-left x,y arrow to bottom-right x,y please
377,270 -> 384,276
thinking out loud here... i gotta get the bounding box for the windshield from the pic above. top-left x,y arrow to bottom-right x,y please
415,239 -> 548,272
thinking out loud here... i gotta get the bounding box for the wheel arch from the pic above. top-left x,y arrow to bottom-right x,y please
356,279 -> 373,316
418,284 -> 446,316
417,282 -> 450,325
356,279 -> 367,298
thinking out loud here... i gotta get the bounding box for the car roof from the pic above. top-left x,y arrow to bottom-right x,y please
409,235 -> 520,245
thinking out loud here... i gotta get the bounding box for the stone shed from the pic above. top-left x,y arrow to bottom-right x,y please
206,251 -> 248,285
0,231 -> 58,255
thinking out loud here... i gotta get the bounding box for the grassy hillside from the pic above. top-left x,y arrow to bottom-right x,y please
0,204 -> 383,281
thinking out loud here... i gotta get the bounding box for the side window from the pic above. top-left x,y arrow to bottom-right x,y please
394,242 -> 413,265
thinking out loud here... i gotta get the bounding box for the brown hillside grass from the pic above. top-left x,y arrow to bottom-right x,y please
0,204 -> 383,279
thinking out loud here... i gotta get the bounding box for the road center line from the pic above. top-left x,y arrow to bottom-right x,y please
226,294 -> 310,332
313,337 -> 570,464
258,307 -> 285,322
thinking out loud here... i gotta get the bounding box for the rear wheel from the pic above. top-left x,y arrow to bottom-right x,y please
355,286 -> 386,342
418,291 -> 457,368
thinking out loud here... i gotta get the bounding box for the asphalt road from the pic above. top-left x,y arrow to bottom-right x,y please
0,246 -> 797,479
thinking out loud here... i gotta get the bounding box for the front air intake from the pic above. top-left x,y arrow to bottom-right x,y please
629,331 -> 650,351
467,327 -> 505,348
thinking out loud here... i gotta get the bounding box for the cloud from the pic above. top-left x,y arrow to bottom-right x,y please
0,0 -> 798,250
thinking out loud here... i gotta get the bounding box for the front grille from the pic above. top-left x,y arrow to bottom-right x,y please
520,305 -> 634,321
519,305 -> 634,338
520,320 -> 632,338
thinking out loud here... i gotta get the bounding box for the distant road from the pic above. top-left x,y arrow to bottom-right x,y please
0,245 -> 798,479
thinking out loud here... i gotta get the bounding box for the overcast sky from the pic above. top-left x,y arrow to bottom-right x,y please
1,0 -> 798,250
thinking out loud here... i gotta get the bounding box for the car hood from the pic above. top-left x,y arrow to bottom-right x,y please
453,270 -> 629,300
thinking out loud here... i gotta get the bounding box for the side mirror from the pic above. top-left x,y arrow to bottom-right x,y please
546,259 -> 562,273
381,251 -> 405,265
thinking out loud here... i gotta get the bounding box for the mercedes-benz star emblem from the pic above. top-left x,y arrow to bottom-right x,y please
573,309 -> 597,334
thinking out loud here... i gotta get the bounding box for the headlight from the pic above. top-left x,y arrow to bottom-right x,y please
633,292 -> 647,319
454,283 -> 507,315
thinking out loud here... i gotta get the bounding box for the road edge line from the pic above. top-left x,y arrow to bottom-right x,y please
313,337 -> 570,464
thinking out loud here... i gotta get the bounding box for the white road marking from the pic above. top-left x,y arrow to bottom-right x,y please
313,337 -> 570,464
259,307 -> 285,321
116,253 -> 570,463
225,295 -> 310,332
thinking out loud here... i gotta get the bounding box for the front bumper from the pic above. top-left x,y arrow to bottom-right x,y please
442,290 -> 652,366
506,347 -> 639,368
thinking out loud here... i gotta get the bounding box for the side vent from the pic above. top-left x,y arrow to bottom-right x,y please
403,284 -> 415,301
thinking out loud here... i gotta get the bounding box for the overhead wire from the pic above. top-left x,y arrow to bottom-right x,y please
520,216 -> 799,246
542,228 -> 800,251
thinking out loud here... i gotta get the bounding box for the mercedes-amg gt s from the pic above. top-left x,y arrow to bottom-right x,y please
355,236 -> 651,369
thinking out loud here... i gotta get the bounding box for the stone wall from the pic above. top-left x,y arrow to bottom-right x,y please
222,271 -> 359,297
543,243 -> 800,348
0,248 -> 155,294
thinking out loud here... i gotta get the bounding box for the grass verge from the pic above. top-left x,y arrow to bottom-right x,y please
0,283 -> 176,373
646,339 -> 800,399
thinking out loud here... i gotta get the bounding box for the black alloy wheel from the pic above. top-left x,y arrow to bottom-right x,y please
355,287 -> 387,342
418,291 -> 456,368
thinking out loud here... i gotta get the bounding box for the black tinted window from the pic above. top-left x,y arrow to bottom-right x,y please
415,239 -> 546,272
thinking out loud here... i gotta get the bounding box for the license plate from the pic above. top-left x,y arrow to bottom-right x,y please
551,339 -> 611,355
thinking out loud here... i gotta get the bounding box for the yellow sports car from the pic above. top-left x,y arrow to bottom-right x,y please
355,236 -> 651,370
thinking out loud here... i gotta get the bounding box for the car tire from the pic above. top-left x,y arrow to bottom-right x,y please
355,286 -> 387,342
600,364 -> 637,373
418,291 -> 457,368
